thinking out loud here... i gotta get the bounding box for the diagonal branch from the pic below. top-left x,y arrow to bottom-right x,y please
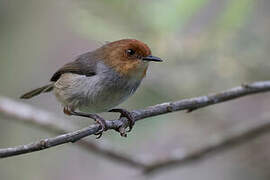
0,81 -> 270,163
143,118 -> 270,174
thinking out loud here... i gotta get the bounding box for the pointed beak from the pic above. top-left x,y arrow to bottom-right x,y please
142,55 -> 163,62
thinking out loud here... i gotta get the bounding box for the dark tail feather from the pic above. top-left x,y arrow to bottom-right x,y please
20,84 -> 54,99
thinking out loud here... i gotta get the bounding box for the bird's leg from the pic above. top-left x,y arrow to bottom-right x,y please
63,107 -> 107,139
108,108 -> 135,134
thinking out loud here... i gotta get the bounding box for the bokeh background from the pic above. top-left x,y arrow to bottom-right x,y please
1,0 -> 270,179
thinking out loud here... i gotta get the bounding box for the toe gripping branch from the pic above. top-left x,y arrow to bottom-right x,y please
64,107 -> 108,139
64,107 -> 136,138
109,108 -> 135,137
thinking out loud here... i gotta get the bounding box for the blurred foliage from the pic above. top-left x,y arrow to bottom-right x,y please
1,0 -> 270,180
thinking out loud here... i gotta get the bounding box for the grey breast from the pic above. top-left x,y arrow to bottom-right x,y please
77,62 -> 142,113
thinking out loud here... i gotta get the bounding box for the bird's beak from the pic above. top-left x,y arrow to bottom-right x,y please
142,55 -> 163,62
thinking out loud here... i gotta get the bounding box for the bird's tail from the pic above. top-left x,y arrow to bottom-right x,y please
20,83 -> 54,99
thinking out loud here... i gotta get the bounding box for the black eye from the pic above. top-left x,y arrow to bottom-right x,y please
126,49 -> 135,56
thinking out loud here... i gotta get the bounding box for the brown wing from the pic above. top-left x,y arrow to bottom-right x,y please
50,52 -> 97,82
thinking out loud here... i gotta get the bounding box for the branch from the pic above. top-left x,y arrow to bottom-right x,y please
143,118 -> 270,174
0,81 -> 270,164
0,97 -> 145,168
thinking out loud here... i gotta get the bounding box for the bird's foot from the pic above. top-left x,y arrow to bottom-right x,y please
109,108 -> 135,137
64,107 -> 107,139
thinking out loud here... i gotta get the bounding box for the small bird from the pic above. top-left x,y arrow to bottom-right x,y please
20,39 -> 162,137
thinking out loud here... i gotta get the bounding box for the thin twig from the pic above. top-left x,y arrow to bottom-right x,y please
0,81 -> 270,166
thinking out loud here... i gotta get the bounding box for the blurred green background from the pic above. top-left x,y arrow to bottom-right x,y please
1,0 -> 270,179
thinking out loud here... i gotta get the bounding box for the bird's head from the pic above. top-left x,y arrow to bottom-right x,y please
97,39 -> 162,79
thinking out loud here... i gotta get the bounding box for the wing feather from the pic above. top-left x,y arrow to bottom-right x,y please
50,52 -> 97,82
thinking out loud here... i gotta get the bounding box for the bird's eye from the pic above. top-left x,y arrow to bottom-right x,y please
126,49 -> 135,56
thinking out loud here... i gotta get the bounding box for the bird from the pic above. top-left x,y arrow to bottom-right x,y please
20,39 -> 163,138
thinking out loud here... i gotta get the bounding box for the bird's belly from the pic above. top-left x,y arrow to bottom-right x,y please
79,87 -> 130,113
80,76 -> 140,113
54,73 -> 141,113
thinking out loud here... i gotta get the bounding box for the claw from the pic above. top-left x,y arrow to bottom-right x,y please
109,108 -> 135,136
94,116 -> 107,139
95,132 -> 103,139
118,127 -> 127,137
64,107 -> 107,139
